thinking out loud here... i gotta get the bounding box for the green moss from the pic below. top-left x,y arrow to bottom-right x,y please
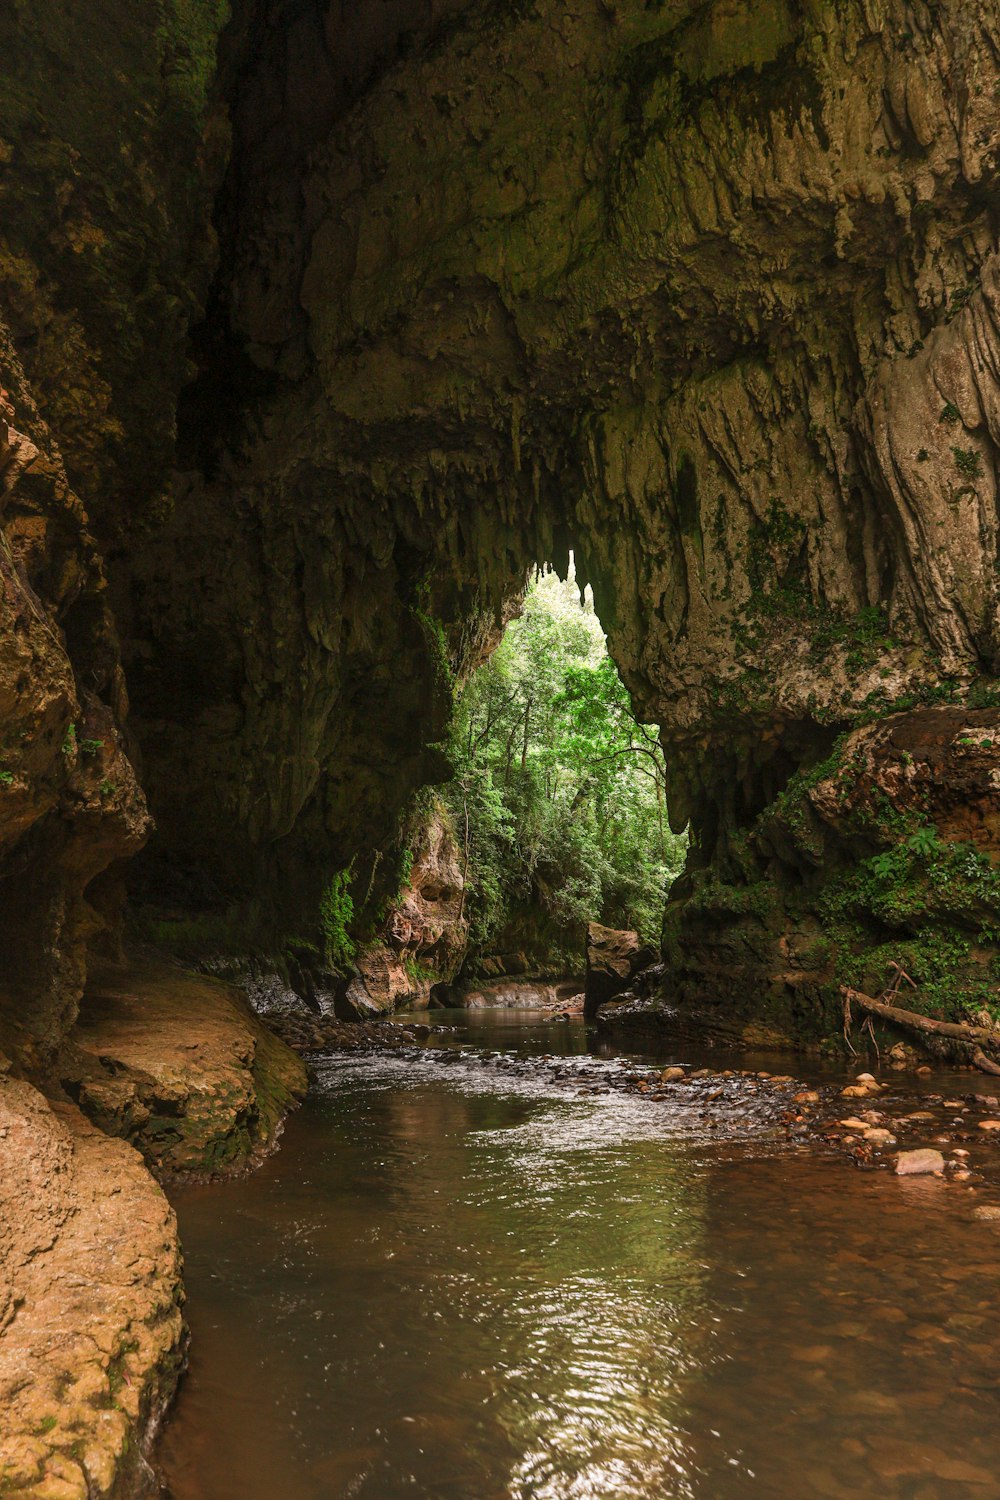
155,0 -> 230,119
952,445 -> 983,480
403,955 -> 436,984
967,677 -> 1000,708
319,868 -> 356,972
818,828 -> 1000,1022
413,607 -> 455,695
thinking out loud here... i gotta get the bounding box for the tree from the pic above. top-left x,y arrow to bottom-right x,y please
445,566 -> 687,962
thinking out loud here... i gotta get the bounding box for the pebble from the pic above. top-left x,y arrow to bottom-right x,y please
896,1149 -> 945,1176
659,1067 -> 685,1082
977,1119 -> 1000,1132
973,1204 -> 1000,1221
863,1128 -> 895,1146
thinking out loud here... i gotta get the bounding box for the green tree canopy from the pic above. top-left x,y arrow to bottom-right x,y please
445,566 -> 686,965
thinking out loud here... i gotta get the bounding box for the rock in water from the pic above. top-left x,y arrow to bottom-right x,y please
583,923 -> 655,1018
895,1149 -> 945,1176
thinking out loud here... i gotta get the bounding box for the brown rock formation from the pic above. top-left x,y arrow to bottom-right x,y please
340,800 -> 468,1015
60,959 -> 308,1178
0,1075 -> 184,1498
584,923 -> 656,1018
0,348 -> 150,1071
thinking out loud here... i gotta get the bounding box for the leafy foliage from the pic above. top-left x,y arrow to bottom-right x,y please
446,568 -> 686,956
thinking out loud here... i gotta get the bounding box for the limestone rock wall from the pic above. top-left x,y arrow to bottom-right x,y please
6,0 -> 1000,1053
128,0 -> 1000,933
0,0 -> 230,1066
0,343 -> 149,1069
0,1074 -> 185,1498
340,799 -> 469,1015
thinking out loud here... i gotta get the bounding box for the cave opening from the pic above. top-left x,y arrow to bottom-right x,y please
441,559 -> 687,986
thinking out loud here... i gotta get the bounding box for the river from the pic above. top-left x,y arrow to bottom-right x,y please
159,1010 -> 1000,1499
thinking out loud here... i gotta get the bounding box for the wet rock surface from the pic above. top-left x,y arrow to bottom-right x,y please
584,923 -> 655,1018
458,978 -> 583,1012
59,958 -> 307,1179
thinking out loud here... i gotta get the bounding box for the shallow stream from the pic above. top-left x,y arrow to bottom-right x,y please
160,1011 -> 1000,1500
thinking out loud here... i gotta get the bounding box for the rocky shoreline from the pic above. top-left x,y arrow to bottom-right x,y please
0,959 -> 306,1500
265,1006 -> 1000,1202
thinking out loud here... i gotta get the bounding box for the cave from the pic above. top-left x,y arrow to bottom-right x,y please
5,0 -> 1000,1493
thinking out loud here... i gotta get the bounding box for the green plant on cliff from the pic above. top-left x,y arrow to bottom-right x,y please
820,820 -> 1000,1023
319,869 -> 356,972
155,0 -> 230,119
446,567 -> 686,958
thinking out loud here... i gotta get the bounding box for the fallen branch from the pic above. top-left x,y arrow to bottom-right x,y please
971,1047 -> 1000,1078
842,984 -> 1000,1075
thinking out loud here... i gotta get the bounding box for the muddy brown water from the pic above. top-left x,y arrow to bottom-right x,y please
159,1010 -> 1000,1500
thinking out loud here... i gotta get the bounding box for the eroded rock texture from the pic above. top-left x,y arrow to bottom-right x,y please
0,347 -> 150,1070
5,0 -> 1000,1056
0,0 -> 227,1067
0,1075 -> 184,1498
60,959 -> 308,1177
342,800 -> 469,1015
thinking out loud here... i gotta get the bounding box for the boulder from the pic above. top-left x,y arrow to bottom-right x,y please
895,1149 -> 945,1176
584,923 -> 656,1018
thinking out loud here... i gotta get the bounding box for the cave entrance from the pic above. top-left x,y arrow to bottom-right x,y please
443,560 -> 687,980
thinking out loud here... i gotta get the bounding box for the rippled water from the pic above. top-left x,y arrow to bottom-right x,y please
159,1012 -> 1000,1500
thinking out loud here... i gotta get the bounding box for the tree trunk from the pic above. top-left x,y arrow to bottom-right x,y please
457,789 -> 471,925
841,985 -> 1000,1074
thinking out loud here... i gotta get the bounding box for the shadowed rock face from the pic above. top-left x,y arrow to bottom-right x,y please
0,348 -> 150,1069
4,0 -> 1000,1059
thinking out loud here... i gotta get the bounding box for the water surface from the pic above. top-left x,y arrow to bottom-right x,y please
160,1012 -> 1000,1499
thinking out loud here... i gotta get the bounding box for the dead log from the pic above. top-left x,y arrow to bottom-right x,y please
841,985 -> 1000,1075
971,1047 -> 1000,1078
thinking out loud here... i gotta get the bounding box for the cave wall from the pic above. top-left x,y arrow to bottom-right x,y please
5,0 -> 1000,1058
0,0 -> 229,1064
134,1 -> 1000,960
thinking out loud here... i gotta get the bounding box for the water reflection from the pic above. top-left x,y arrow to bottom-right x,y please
159,1021 -> 1000,1500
